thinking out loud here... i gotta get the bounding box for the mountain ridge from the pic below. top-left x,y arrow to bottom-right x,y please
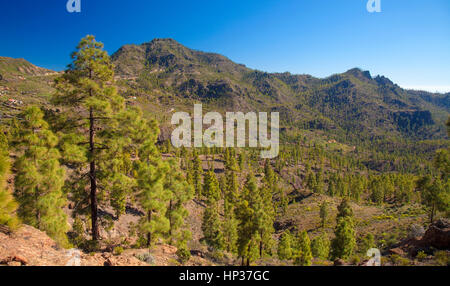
110,38 -> 449,141
1,39 -> 448,142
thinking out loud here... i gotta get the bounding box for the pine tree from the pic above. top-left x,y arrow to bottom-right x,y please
350,175 -> 365,202
136,159 -> 170,247
235,173 -> 259,266
369,176 -> 384,205
237,152 -> 245,171
277,230 -> 293,260
434,149 -> 449,181
417,175 -> 449,223
327,173 -> 337,197
360,233 -> 375,255
294,231 -> 312,266
264,159 -> 275,189
103,106 -> 152,218
201,169 -> 224,250
313,168 -> 325,194
311,232 -> 330,260
132,115 -> 170,248
223,156 -> 239,253
192,150 -> 203,199
305,171 -> 316,191
255,186 -> 275,258
13,107 -> 68,246
222,201 -> 239,254
0,133 -> 19,230
336,197 -> 353,219
225,152 -> 239,203
331,199 -> 356,260
202,200 -> 224,250
53,35 -> 126,241
203,169 -> 221,202
165,158 -> 194,246
319,201 -> 329,228
331,216 -> 356,260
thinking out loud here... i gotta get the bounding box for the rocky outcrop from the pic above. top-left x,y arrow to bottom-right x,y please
0,225 -> 72,266
419,219 -> 450,250
389,219 -> 450,256
0,224 -> 212,266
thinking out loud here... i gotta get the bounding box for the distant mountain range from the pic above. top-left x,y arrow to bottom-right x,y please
1,39 -> 449,142
111,39 -> 449,141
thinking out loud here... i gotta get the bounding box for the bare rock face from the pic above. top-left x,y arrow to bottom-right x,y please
0,224 -> 212,266
0,225 -> 70,266
419,219 -> 450,250
394,219 -> 450,257
0,225 -> 147,266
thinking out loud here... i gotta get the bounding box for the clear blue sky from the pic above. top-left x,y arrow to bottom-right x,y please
1,0 -> 449,92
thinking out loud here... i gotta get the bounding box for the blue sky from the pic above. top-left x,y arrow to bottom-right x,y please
0,0 -> 449,92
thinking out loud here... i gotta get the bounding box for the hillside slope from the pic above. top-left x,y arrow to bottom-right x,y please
111,39 -> 449,142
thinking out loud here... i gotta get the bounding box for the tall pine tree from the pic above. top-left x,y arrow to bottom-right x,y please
165,158 -> 194,246
294,230 -> 312,266
201,169 -> 224,250
135,118 -> 170,247
192,150 -> 203,199
235,173 -> 260,266
277,230 -> 293,260
331,198 -> 356,260
13,107 -> 68,246
53,35 -> 126,241
0,133 -> 19,230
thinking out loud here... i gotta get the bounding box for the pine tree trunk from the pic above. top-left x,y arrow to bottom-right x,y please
35,187 -> 40,229
168,200 -> 173,241
246,243 -> 251,266
146,210 -> 152,247
259,238 -> 263,258
89,107 -> 99,241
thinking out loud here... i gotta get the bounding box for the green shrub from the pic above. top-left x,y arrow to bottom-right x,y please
135,252 -> 155,264
70,218 -> 85,247
83,240 -> 100,253
176,247 -> 191,264
416,251 -> 427,261
373,214 -> 395,221
113,246 -> 124,256
350,255 -> 361,265
168,258 -> 180,266
389,254 -> 411,266
208,250 -> 224,263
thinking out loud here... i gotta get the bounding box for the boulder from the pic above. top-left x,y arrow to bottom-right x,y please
408,224 -> 425,238
420,219 -> 450,249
